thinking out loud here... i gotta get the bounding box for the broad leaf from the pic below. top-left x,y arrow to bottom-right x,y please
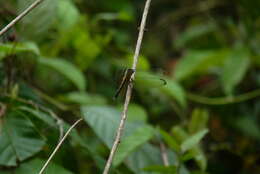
3,158 -> 73,174
118,104 -> 148,123
188,108 -> 209,134
220,48 -> 250,94
174,23 -> 216,49
81,106 -> 142,147
114,125 -> 155,166
181,129 -> 208,152
18,106 -> 57,128
0,42 -> 40,60
235,116 -> 260,140
63,92 -> 107,105
143,165 -> 177,174
125,143 -> 164,174
160,129 -> 180,153
0,111 -> 45,166
174,49 -> 229,81
161,79 -> 186,107
18,0 -> 58,39
57,0 -> 80,31
38,57 -> 86,91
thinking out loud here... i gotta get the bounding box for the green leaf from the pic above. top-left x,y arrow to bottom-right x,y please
161,79 -> 186,107
81,106 -> 142,147
125,143 -> 164,174
114,125 -> 155,166
174,23 -> 216,49
13,158 -> 73,174
0,111 -> 45,166
220,48 -> 250,94
63,91 -> 107,105
119,104 -> 148,123
171,126 -> 189,143
38,57 -> 86,91
143,165 -> 177,174
0,42 -> 40,60
18,0 -> 58,39
235,116 -> 260,140
181,147 -> 207,170
188,108 -> 209,134
174,49 -> 229,81
181,129 -> 208,152
57,0 -> 79,31
160,129 -> 180,153
18,106 -> 57,127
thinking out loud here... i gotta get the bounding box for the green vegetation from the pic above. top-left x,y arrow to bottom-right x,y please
1,0 -> 260,174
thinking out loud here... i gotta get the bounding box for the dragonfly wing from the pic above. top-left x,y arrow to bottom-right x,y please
135,71 -> 167,88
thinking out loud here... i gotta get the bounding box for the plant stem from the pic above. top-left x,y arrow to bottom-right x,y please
187,88 -> 260,105
102,0 -> 152,173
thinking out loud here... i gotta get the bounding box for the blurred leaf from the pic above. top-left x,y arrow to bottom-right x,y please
112,54 -> 150,71
0,42 -> 40,60
161,79 -> 186,107
235,116 -> 260,140
18,0 -> 58,39
160,129 -> 181,153
127,54 -> 150,70
56,0 -> 79,31
220,48 -> 250,94
181,129 -> 208,152
174,49 -> 229,81
18,106 -> 57,127
125,143 -> 164,174
63,91 -> 107,105
143,165 -> 177,174
181,147 -> 207,170
192,147 -> 207,170
175,23 -> 217,49
188,108 -> 209,134
120,104 -> 147,123
114,125 -> 155,166
81,106 -> 142,147
14,158 -> 73,174
171,126 -> 189,143
38,57 -> 86,91
71,22 -> 101,70
0,111 -> 45,166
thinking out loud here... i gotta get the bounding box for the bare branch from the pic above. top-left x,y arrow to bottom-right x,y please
160,142 -> 170,166
102,0 -> 152,173
0,0 -> 45,37
38,119 -> 83,174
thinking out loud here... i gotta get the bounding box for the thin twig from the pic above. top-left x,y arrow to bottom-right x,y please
102,0 -> 152,174
160,142 -> 170,166
38,118 -> 83,174
0,0 -> 45,37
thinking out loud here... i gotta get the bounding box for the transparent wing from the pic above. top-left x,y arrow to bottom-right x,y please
135,71 -> 167,88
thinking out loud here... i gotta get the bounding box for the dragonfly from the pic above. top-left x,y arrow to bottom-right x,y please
113,68 -> 167,99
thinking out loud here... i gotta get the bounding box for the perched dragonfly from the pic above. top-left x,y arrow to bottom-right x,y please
113,68 -> 135,99
113,68 -> 167,99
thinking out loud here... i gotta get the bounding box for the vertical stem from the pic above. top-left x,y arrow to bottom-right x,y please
102,0 -> 152,174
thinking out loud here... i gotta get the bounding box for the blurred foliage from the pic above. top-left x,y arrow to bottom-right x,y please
1,0 -> 260,174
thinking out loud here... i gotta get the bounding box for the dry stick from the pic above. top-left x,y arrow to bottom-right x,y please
102,0 -> 152,174
0,0 -> 45,37
160,142 -> 170,166
38,119 -> 83,174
